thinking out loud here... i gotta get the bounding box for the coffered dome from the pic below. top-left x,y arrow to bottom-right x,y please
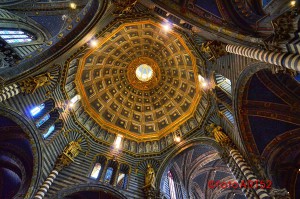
73,20 -> 202,140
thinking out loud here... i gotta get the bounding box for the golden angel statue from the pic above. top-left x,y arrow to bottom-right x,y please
206,123 -> 231,147
145,164 -> 156,188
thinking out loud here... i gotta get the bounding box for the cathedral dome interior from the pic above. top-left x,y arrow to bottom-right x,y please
0,0 -> 299,199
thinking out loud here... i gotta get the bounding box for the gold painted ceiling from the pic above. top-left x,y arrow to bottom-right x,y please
74,20 -> 202,140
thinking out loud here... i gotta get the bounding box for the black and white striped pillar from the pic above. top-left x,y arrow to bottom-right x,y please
226,44 -> 300,72
34,169 -> 59,199
0,84 -> 20,102
230,149 -> 271,199
33,139 -> 83,199
227,157 -> 257,198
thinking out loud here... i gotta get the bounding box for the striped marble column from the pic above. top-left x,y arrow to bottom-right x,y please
206,124 -> 271,199
230,149 -> 271,199
33,139 -> 82,199
227,156 -> 257,198
34,169 -> 59,199
226,44 -> 300,72
0,84 -> 21,102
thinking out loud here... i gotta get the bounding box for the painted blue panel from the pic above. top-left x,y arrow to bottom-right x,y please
248,116 -> 299,154
247,75 -> 286,104
30,15 -> 64,37
195,0 -> 222,18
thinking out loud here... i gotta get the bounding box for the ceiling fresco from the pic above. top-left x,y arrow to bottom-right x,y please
73,20 -> 202,140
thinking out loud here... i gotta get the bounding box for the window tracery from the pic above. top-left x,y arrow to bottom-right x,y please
0,29 -> 35,44
104,167 -> 114,183
30,99 -> 63,140
90,163 -> 102,179
168,171 -> 177,199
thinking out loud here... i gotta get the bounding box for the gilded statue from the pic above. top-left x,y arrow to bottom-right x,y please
206,123 -> 232,147
63,138 -> 83,161
55,138 -> 83,170
19,72 -> 54,94
145,164 -> 156,188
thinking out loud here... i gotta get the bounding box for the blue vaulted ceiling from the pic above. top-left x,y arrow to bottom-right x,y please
248,116 -> 299,154
195,0 -> 222,18
30,15 -> 65,37
247,74 -> 285,104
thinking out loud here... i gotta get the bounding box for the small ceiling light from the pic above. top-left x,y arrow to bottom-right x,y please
202,81 -> 208,88
70,2 -> 77,9
69,95 -> 81,108
174,136 -> 181,142
299,168 -> 300,172
114,135 -> 123,149
90,39 -> 98,48
198,74 -> 208,88
198,74 -> 204,82
162,22 -> 172,32
291,1 -> 296,6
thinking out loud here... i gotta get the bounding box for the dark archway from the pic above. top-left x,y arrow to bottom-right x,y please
0,116 -> 34,199
51,184 -> 127,199
0,106 -> 42,199
63,190 -> 121,199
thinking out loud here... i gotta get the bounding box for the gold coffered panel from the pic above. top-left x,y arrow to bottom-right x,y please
75,20 -> 201,140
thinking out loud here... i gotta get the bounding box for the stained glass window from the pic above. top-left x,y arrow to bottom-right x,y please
70,95 -> 81,104
104,167 -> 113,183
30,103 -> 45,116
36,114 -> 50,127
43,125 -> 55,139
168,171 -> 176,199
0,29 -> 34,44
90,163 -> 102,179
117,173 -> 128,189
